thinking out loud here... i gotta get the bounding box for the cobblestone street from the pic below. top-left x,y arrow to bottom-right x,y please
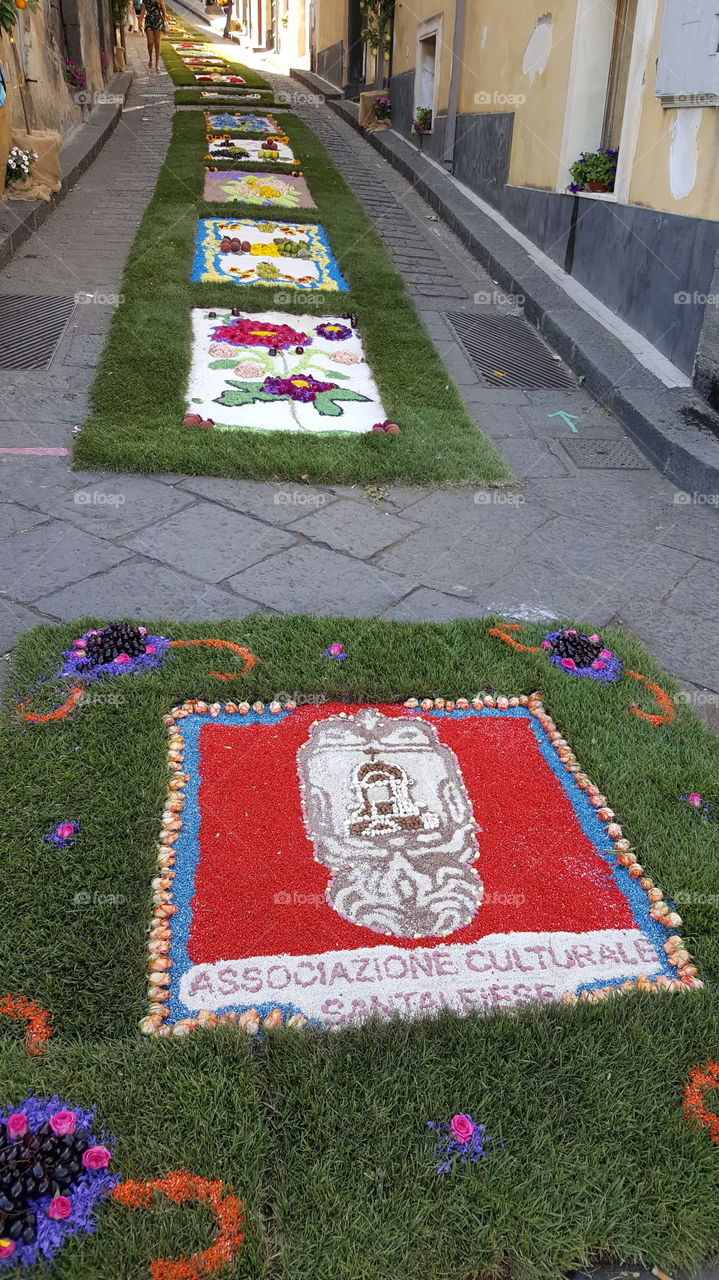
1,38 -> 717,723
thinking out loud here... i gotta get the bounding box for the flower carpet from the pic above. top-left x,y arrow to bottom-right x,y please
159,699 -> 687,1033
191,220 -> 348,290
186,309 -> 383,433
2,612 -> 719,1278
202,171 -> 314,208
205,113 -> 279,135
205,135 -> 296,165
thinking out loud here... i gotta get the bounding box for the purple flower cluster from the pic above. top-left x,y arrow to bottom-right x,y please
541,630 -> 622,683
60,630 -> 172,682
0,1096 -> 118,1271
426,1113 -> 487,1174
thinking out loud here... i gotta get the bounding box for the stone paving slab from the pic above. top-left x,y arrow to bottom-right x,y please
0,46 -> 716,731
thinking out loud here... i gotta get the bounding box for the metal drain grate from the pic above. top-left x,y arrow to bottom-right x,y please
444,311 -> 575,389
0,294 -> 76,369
561,438 -> 650,469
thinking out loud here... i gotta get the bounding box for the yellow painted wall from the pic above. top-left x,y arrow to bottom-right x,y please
316,0 -> 347,56
628,3 -> 719,220
393,0 -> 455,112
458,0 -> 577,190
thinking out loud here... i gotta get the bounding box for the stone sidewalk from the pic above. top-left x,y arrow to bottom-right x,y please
0,41 -> 717,728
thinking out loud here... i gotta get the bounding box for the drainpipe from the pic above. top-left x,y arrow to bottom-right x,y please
442,0 -> 465,171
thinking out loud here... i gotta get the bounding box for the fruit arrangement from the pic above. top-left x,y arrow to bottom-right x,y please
74,623 -> 151,669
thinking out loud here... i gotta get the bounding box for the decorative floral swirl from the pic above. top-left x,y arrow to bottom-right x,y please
684,1061 -> 719,1145
488,622 -> 541,653
626,670 -> 676,726
112,1172 -> 244,1280
0,995 -> 52,1056
167,639 -> 256,681
17,686 -> 85,723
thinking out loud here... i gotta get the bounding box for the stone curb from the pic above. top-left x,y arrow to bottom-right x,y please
0,70 -> 133,273
290,70 -> 719,499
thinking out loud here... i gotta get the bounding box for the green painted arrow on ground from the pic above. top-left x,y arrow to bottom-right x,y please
547,411 -> 579,433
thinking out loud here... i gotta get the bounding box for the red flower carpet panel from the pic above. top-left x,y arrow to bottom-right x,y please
147,700 -> 693,1034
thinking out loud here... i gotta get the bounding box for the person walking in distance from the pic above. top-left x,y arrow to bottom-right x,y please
140,0 -> 167,70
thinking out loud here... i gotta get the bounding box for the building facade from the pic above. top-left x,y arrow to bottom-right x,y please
1,0 -> 114,136
311,0 -> 719,387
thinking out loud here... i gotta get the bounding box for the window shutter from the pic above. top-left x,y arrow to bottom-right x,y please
655,0 -> 719,103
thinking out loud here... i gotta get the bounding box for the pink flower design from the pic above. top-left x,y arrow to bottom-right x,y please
561,657 -> 577,670
599,648 -> 612,659
328,643 -> 344,656
55,823 -> 77,841
145,644 -> 156,654
591,659 -> 606,670
114,653 -> 131,664
329,350 -> 359,365
450,1114 -> 475,1144
50,1110 -> 76,1136
6,1113 -> 27,1140
234,360 -> 265,378
688,793 -> 703,806
47,1196 -> 72,1221
0,1240 -> 16,1258
588,634 -> 601,643
209,342 -> 241,358
541,640 -> 552,649
82,1145 -> 112,1170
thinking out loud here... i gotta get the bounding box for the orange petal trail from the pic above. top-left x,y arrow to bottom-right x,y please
488,622 -> 542,653
0,994 -> 52,1055
168,639 -> 256,680
626,670 -> 676,726
112,1171 -> 244,1280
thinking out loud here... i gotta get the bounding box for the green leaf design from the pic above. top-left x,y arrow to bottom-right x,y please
209,359 -> 242,370
312,388 -> 372,417
213,379 -> 283,408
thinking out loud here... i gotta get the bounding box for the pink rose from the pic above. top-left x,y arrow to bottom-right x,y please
561,657 -> 576,670
688,793 -> 702,806
145,644 -> 156,654
450,1114 -> 475,1144
588,634 -> 601,644
329,643 -> 344,656
591,659 -> 605,670
541,640 -> 552,649
82,1145 -> 112,1170
47,1196 -> 72,1221
599,648 -> 612,659
50,1110 -> 76,1136
56,823 -> 76,841
138,626 -> 148,634
0,1240 -> 16,1258
234,360 -> 265,378
6,1113 -> 27,1140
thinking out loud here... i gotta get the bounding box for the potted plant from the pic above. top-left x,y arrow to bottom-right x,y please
5,142 -> 37,191
568,148 -> 618,193
373,96 -> 390,121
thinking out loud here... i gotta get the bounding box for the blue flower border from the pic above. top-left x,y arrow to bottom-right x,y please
190,218 -> 349,291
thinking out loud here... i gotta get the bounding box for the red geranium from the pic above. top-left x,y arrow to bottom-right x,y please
209,317 -> 310,350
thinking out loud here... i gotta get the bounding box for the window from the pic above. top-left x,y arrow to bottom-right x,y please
656,0 -> 719,105
414,16 -> 441,130
601,0 -> 639,148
